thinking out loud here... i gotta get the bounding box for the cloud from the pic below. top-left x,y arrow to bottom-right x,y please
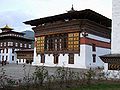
0,11 -> 35,32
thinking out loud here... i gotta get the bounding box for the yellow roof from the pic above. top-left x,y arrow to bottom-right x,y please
1,25 -> 13,30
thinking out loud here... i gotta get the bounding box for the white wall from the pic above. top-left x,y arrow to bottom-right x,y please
0,48 -> 17,63
18,59 -> 26,64
85,45 -> 110,69
112,0 -> 120,53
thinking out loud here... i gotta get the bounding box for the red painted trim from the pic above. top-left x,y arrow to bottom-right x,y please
80,37 -> 111,49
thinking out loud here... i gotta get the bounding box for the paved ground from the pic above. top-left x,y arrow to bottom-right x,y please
0,64 -> 88,80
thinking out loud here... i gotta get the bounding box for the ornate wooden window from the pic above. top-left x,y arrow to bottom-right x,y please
41,54 -> 45,63
68,32 -> 79,51
68,53 -> 74,64
36,36 -> 45,53
8,42 -> 13,46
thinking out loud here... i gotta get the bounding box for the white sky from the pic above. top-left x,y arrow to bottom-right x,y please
0,0 -> 112,32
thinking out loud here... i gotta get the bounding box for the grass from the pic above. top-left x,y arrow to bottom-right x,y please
67,83 -> 120,90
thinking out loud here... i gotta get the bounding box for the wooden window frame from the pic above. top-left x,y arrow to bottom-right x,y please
92,44 -> 96,52
68,53 -> 74,64
54,54 -> 59,64
12,56 -> 14,61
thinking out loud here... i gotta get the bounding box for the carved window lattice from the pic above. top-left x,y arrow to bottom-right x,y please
36,36 -> 45,53
45,34 -> 67,51
68,32 -> 79,51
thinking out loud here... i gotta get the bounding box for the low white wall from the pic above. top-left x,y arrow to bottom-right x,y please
33,45 -> 86,68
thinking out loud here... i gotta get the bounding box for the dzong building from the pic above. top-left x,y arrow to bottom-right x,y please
0,25 -> 33,64
24,8 -> 111,69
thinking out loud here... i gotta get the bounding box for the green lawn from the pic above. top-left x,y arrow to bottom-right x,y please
68,83 -> 120,90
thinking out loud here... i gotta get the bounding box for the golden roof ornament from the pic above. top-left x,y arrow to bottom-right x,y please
0,25 -> 13,31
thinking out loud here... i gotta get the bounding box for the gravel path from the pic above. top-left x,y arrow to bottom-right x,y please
0,64 -> 87,80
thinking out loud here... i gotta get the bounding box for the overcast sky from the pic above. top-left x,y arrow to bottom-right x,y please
0,0 -> 112,32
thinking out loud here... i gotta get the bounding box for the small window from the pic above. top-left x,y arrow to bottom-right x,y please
6,48 -> 8,53
68,53 -> 74,64
24,44 -> 27,48
6,56 -> 8,60
92,44 -> 96,52
12,49 -> 14,53
15,43 -> 18,47
41,54 -> 45,63
12,56 -> 14,61
19,59 -> 21,62
2,56 -> 4,60
93,54 -> 96,63
4,42 -> 6,46
1,43 -> 3,46
29,44 -> 31,48
20,43 -> 22,47
3,49 -> 4,53
54,54 -> 59,64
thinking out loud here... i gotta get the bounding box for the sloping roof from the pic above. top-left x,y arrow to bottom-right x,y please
100,54 -> 120,58
24,9 -> 111,27
0,30 -> 24,35
99,54 -> 120,64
